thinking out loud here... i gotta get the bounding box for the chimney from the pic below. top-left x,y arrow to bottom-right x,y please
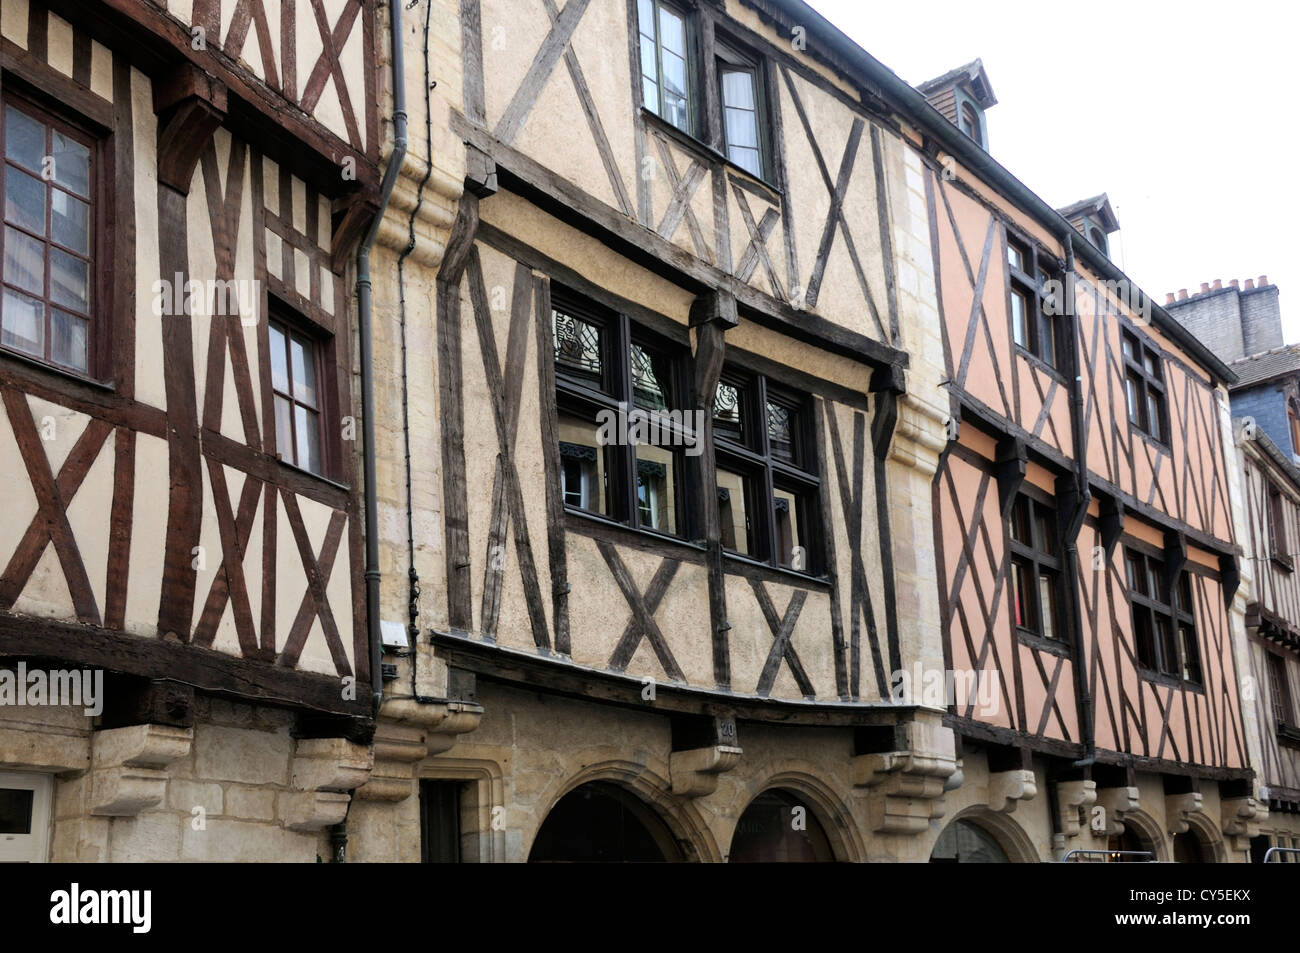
1230,279 -> 1239,289
1212,279 -> 1223,291
1177,288 -> 1188,300
1200,282 -> 1210,293
1165,293 -> 1176,305
1258,274 -> 1269,287
1245,279 -> 1255,290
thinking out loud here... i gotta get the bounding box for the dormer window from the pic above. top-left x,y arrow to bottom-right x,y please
916,59 -> 997,151
1088,224 -> 1108,255
959,101 -> 982,144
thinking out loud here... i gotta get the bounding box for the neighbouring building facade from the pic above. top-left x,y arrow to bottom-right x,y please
1168,279 -> 1300,860
0,0 -> 1281,863
0,0 -> 381,861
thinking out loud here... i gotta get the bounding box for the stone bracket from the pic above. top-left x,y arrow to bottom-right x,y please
88,724 -> 193,817
851,715 -> 957,834
988,769 -> 1037,814
281,737 -> 373,832
1056,779 -> 1097,839
354,699 -> 484,803
1165,791 -> 1203,835
1221,795 -> 1266,853
1095,785 -> 1140,836
670,745 -> 742,798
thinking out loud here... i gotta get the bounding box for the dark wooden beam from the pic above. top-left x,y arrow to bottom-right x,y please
154,63 -> 227,194
98,675 -> 195,729
329,191 -> 379,273
869,363 -> 905,462
0,612 -> 373,718
433,629 -> 920,727
994,435 -> 1027,518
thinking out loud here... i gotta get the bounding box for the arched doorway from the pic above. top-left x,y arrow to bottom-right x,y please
528,781 -> 683,862
729,789 -> 834,862
1172,822 -> 1219,863
1108,824 -> 1158,862
930,818 -> 1009,863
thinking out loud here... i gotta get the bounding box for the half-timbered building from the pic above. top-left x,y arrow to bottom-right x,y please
1167,277 -> 1300,861
0,0 -> 381,861
343,0 -> 975,863
922,66 -> 1264,860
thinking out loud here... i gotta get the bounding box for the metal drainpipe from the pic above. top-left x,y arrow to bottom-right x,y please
1061,232 -> 1096,768
358,0 -> 408,715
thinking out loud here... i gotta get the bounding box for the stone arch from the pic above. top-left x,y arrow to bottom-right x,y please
525,758 -> 721,863
932,805 -> 1041,863
727,769 -> 865,862
1114,807 -> 1171,862
1175,812 -> 1226,863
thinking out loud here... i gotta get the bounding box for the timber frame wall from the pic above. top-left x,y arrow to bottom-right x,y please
0,0 -> 380,726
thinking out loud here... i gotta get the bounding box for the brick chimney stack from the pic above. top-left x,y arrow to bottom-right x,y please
1245,279 -> 1255,290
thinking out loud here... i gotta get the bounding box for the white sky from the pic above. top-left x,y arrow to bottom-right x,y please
807,0 -> 1300,340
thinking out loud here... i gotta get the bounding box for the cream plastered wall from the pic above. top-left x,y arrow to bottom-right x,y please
145,0 -> 373,156
468,0 -> 901,349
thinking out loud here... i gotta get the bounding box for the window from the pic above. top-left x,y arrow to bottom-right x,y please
1269,482 -> 1293,569
2,98 -> 100,375
959,101 -> 982,144
716,42 -> 767,178
552,289 -> 691,536
0,770 -> 51,863
1125,547 -> 1202,685
1122,330 -> 1167,443
712,372 -> 819,573
268,316 -> 326,476
637,0 -> 693,134
1006,494 -> 1062,641
1267,652 -> 1295,729
1089,225 -> 1109,256
1006,233 -> 1062,370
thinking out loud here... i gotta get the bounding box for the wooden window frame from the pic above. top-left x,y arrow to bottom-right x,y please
1124,545 -> 1203,687
637,0 -> 698,137
714,37 -> 772,182
1266,650 -> 1295,731
551,286 -> 694,540
1121,328 -> 1169,446
631,4 -> 779,188
266,302 -> 340,482
712,369 -> 821,575
1268,481 -> 1294,572
0,82 -> 111,381
1006,489 -> 1063,644
1005,230 -> 1063,373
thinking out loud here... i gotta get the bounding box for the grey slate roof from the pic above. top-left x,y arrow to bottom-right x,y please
1230,343 -> 1300,390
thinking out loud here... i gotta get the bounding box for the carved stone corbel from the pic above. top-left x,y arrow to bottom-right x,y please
280,737 -> 373,832
851,713 -> 957,833
988,769 -> 1037,814
354,697 -> 484,802
1056,779 -> 1096,838
1221,795 -> 1266,853
1165,792 -> 1203,835
1095,785 -> 1140,836
88,724 -> 193,816
670,745 -> 742,798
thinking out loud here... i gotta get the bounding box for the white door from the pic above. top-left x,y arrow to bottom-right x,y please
0,771 -> 52,863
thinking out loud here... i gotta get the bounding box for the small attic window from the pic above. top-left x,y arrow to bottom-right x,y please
1088,224 -> 1108,255
959,102 -> 982,144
